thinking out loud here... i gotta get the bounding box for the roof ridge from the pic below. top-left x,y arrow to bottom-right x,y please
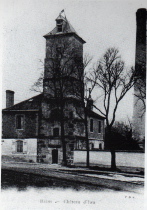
3,93 -> 43,110
87,109 -> 106,119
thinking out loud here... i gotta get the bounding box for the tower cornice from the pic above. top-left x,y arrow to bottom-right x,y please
43,32 -> 86,44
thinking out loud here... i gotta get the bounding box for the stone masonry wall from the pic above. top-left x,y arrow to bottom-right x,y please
2,112 -> 39,139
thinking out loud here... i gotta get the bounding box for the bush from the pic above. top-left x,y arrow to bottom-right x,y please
105,124 -> 142,151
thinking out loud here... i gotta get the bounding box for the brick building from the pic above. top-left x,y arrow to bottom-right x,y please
2,13 -> 105,164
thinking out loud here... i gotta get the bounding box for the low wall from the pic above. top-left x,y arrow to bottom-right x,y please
74,151 -> 144,168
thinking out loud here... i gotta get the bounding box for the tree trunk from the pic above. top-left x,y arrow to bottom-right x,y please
61,121 -> 67,166
60,104 -> 67,166
110,149 -> 116,170
107,126 -> 117,171
85,107 -> 89,168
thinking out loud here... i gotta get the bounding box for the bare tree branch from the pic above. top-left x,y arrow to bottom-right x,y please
87,47 -> 135,128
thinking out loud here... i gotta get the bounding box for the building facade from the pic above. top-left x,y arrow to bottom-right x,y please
2,13 -> 105,164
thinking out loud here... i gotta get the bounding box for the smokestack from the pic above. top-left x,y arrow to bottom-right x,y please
135,8 -> 146,77
6,90 -> 15,108
136,8 -> 146,46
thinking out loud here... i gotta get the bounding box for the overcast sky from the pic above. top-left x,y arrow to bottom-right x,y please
1,0 -> 147,122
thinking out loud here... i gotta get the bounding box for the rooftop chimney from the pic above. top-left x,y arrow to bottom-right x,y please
87,88 -> 93,111
6,90 -> 15,108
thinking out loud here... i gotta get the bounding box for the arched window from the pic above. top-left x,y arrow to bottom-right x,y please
17,140 -> 23,152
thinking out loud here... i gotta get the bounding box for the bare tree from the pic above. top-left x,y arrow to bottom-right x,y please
31,71 -> 44,93
87,48 -> 135,170
31,53 -> 93,93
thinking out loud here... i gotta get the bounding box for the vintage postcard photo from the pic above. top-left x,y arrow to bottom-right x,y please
1,0 -> 146,209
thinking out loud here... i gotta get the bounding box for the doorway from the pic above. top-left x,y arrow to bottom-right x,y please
52,149 -> 58,164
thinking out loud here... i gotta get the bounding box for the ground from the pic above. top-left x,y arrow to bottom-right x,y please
1,158 -> 144,210
2,160 -> 144,193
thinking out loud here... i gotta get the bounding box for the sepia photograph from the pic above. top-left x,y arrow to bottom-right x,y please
1,0 -> 146,209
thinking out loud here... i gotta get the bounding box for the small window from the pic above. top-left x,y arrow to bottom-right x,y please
90,119 -> 93,132
16,115 -> 24,129
56,88 -> 61,98
98,121 -> 101,133
57,24 -> 62,32
53,128 -> 59,137
56,48 -> 62,59
17,140 -> 23,152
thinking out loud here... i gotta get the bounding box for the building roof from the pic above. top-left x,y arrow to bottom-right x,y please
3,93 -> 105,119
43,15 -> 86,44
3,94 -> 43,112
87,109 -> 105,120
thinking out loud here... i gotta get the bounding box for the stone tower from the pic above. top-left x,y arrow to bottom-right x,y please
38,13 -> 86,164
43,14 -> 85,100
133,8 -> 146,149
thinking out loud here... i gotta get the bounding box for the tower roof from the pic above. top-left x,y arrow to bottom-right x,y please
44,14 -> 86,44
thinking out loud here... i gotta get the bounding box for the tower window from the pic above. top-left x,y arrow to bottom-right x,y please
57,20 -> 63,32
98,121 -> 101,133
57,25 -> 62,32
17,140 -> 23,152
16,115 -> 24,129
56,47 -> 62,55
53,128 -> 59,137
90,119 -> 93,132
56,88 -> 61,98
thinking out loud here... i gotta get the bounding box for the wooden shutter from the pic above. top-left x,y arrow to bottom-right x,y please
12,140 -> 16,153
23,140 -> 27,153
